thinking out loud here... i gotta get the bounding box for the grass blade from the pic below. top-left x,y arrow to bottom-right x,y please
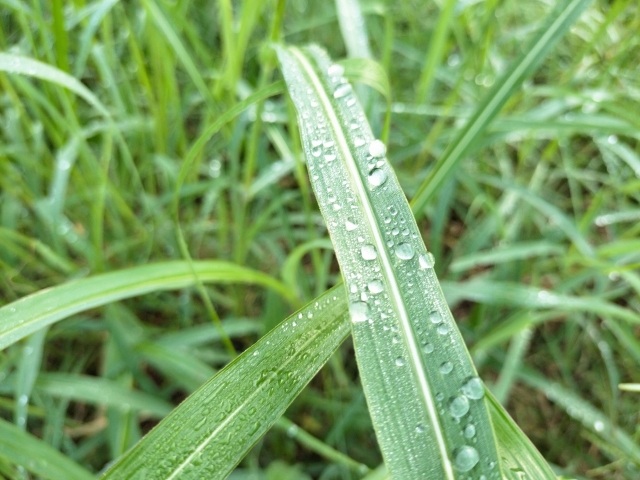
276,44 -> 501,478
0,418 -> 94,480
0,261 -> 295,350
410,0 -> 595,214
101,285 -> 350,479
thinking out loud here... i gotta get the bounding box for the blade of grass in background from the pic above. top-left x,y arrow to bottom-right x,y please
276,44 -> 504,479
101,285 -> 351,479
0,261 -> 295,350
410,0 -> 595,215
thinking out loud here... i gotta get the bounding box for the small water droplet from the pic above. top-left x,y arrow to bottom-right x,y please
354,137 -> 365,147
368,168 -> 387,187
594,420 -> 605,432
395,357 -> 405,366
437,324 -> 449,335
608,135 -> 618,144
325,154 -> 336,162
439,361 -> 453,374
422,342 -> 434,354
419,253 -> 436,269
449,395 -> 470,417
453,445 -> 479,472
461,377 -> 484,400
392,227 -> 400,236
415,424 -> 425,433
361,244 -> 377,260
332,203 -> 342,211
388,206 -> 398,216
429,311 -> 443,324
369,139 -> 386,158
334,84 -> 352,98
349,301 -> 370,323
312,146 -> 321,157
464,423 -> 476,438
347,98 -> 356,107
345,218 -> 358,231
436,392 -> 445,402
367,279 -> 384,294
395,242 -> 414,260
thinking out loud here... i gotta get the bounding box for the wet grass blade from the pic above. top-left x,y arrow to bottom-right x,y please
101,285 -> 350,479
410,0 -> 595,213
0,261 -> 295,350
276,44 -> 502,479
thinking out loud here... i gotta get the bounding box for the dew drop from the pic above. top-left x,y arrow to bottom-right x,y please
395,357 -> 405,366
422,342 -> 434,354
388,206 -> 398,216
349,301 -> 370,323
395,242 -> 415,260
461,377 -> 485,400
594,420 -> 605,432
327,64 -> 344,77
367,279 -> 384,294
369,139 -> 386,158
419,252 -> 436,269
439,361 -> 453,374
449,395 -> 470,418
311,146 -> 322,157
464,423 -> 476,438
361,244 -> 377,260
368,168 -> 387,187
453,445 -> 479,472
415,424 -> 425,433
437,324 -> 449,335
345,218 -> 358,231
347,98 -> 356,107
354,137 -> 365,147
334,84 -> 352,99
325,154 -> 336,162
435,392 -> 445,402
392,227 -> 400,236
429,311 -> 443,324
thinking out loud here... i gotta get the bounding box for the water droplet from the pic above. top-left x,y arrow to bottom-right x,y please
328,64 -> 344,77
419,253 -> 436,269
422,342 -> 434,354
437,324 -> 449,335
453,445 -> 479,472
395,242 -> 415,260
325,154 -> 336,162
449,395 -> 470,417
435,392 -> 445,402
312,146 -> 322,157
345,218 -> 358,231
349,302 -> 370,323
369,139 -> 386,158
361,244 -> 377,260
439,361 -> 453,374
464,423 -> 476,438
367,280 -> 384,294
461,377 -> 484,400
332,203 -> 342,211
334,84 -> 352,99
429,311 -> 443,324
594,420 -> 605,432
415,424 -> 425,433
354,137 -> 365,147
608,135 -> 618,144
395,357 -> 405,366
368,168 -> 387,187
347,98 -> 356,107
392,227 -> 400,236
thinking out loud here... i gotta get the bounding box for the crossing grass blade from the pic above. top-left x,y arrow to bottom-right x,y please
101,285 -> 350,479
410,0 -> 595,214
276,44 -> 503,479
0,261 -> 296,350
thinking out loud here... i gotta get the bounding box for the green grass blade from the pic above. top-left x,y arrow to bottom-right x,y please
101,285 -> 350,479
276,44 -> 501,479
0,52 -> 110,118
0,417 -> 95,480
0,261 -> 295,350
410,0 -> 595,214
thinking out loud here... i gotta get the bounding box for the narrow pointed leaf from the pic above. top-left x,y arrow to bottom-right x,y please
276,44 -> 501,479
101,285 -> 350,479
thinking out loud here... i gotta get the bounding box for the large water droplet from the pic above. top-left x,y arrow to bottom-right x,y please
367,279 -> 384,294
334,84 -> 352,99
361,244 -> 377,260
461,376 -> 485,400
419,252 -> 436,269
439,361 -> 453,374
453,445 -> 479,472
369,139 -> 386,158
345,218 -> 358,231
464,423 -> 476,439
368,168 -> 387,187
395,242 -> 415,260
328,64 -> 345,77
449,395 -> 470,417
349,302 -> 370,323
429,310 -> 443,324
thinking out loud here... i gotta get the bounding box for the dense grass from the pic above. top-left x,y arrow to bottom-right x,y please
1,0 -> 639,478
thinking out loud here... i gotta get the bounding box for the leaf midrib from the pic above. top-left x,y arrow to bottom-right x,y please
288,46 -> 454,478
